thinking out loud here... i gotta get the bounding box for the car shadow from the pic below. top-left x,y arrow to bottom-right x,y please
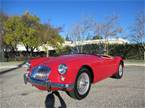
0,62 -> 25,75
45,91 -> 67,108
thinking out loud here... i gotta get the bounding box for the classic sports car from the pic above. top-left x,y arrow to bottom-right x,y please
24,54 -> 124,100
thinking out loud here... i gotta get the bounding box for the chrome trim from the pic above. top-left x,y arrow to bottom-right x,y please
58,64 -> 68,75
77,72 -> 90,95
24,73 -> 74,89
119,65 -> 123,76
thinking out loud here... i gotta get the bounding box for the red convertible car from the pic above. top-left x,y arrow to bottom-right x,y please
24,54 -> 124,100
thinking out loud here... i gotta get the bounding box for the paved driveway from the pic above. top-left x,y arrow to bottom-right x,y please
0,66 -> 144,108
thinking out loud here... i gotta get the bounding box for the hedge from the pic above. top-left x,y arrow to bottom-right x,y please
3,43 -> 144,61
59,43 -> 144,60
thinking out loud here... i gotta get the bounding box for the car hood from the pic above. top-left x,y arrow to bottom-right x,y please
40,54 -> 87,66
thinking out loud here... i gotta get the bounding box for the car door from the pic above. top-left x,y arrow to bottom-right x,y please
101,56 -> 116,77
92,56 -> 107,82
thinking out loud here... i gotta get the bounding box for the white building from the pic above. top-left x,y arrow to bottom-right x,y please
16,38 -> 129,51
63,38 -> 128,47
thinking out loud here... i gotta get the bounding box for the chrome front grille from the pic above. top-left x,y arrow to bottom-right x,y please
30,65 -> 51,81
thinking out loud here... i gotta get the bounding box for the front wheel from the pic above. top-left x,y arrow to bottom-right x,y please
66,68 -> 91,100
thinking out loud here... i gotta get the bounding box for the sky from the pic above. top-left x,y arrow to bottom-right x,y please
1,0 -> 145,39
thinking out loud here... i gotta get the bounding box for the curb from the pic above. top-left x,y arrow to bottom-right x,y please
0,65 -> 18,69
0,63 -> 144,70
125,64 -> 145,67
0,62 -> 25,70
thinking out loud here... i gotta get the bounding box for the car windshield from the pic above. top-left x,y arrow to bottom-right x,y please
50,45 -> 105,57
62,48 -> 105,57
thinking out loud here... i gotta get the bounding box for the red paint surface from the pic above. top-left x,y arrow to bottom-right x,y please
28,54 -> 123,91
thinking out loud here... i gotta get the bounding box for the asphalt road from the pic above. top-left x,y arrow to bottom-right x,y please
0,66 -> 144,108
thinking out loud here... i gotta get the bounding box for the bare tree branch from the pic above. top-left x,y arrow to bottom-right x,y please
68,16 -> 96,53
130,11 -> 145,46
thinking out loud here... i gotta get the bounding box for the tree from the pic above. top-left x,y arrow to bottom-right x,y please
21,12 -> 41,54
130,11 -> 145,45
3,16 -> 23,51
40,24 -> 64,57
96,15 -> 123,55
130,11 -> 145,59
69,16 -> 96,53
65,34 -> 70,41
68,15 -> 122,54
3,12 -> 42,59
3,11 -> 64,58
0,12 -> 8,61
0,12 -> 8,46
92,35 -> 103,40
3,16 -> 26,61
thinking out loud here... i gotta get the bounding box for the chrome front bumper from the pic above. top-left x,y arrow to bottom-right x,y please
23,73 -> 74,90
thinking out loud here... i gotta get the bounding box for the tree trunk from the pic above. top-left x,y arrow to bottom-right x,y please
25,45 -> 29,58
0,44 -> 4,62
5,46 -> 8,62
104,38 -> 109,55
46,47 -> 49,57
30,47 -> 35,57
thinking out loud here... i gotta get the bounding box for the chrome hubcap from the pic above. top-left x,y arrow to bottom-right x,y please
77,72 -> 90,95
119,65 -> 123,76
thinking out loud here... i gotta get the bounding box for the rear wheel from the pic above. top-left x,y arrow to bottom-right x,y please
66,68 -> 91,100
113,63 -> 123,79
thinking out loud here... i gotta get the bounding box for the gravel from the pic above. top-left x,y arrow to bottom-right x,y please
0,66 -> 144,108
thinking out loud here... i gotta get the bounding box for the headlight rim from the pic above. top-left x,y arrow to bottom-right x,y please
58,64 -> 68,75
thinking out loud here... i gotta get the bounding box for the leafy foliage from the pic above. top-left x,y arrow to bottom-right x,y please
2,11 -> 64,57
4,16 -> 23,49
21,12 -> 41,52
0,12 -> 9,61
92,35 -> 103,40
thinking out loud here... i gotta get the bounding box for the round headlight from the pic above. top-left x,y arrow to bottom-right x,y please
58,64 -> 68,74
